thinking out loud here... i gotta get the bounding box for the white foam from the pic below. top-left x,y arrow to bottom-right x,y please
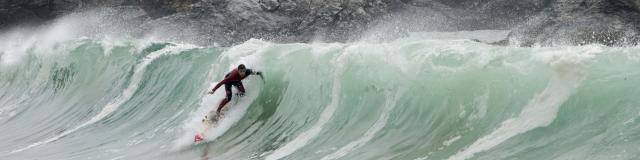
173,84 -> 260,149
9,44 -> 193,154
0,30 -> 39,67
446,48 -> 596,160
443,135 -> 462,147
0,11 -> 93,67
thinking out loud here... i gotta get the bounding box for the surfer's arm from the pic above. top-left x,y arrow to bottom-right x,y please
249,69 -> 265,82
209,79 -> 229,94
257,72 -> 264,82
247,69 -> 262,76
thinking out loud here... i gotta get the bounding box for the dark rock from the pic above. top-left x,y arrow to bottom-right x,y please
508,0 -> 640,46
1,0 -> 639,46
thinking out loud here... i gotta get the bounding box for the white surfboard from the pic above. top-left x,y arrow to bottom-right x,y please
194,95 -> 240,143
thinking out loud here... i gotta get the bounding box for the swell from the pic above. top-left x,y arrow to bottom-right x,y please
2,38 -> 640,160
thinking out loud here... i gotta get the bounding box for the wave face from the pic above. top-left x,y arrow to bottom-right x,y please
2,34 -> 640,160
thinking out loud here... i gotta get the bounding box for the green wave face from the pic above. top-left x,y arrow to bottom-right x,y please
1,37 -> 640,160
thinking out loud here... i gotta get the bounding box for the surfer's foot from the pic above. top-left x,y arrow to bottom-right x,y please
205,115 -> 212,121
214,113 -> 224,121
194,133 -> 204,142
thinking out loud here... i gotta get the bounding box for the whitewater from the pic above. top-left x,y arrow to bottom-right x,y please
2,20 -> 640,160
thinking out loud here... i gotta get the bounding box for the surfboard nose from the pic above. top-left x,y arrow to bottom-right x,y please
194,133 -> 204,142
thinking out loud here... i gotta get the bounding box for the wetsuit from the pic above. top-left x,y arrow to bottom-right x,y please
211,69 -> 255,112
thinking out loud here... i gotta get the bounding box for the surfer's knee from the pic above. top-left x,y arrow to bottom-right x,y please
226,92 -> 232,100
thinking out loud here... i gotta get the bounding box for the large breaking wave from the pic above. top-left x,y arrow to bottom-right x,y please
2,30 -> 640,160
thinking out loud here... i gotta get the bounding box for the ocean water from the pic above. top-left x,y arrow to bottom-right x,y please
2,29 -> 640,160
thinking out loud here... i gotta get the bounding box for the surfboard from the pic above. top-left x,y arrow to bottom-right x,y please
194,94 -> 242,143
194,110 -> 222,142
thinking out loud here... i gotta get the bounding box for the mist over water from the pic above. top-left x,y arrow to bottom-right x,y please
2,9 -> 640,160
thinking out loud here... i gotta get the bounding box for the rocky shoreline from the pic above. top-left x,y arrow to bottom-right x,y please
1,0 -> 639,46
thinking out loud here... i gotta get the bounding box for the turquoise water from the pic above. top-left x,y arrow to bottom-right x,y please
2,34 -> 640,160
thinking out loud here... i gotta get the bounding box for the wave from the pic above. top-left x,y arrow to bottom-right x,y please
2,36 -> 640,160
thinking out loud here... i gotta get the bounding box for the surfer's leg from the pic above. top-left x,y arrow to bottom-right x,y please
216,94 -> 231,113
217,83 -> 233,113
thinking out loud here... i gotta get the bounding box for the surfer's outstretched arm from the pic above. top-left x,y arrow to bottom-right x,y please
209,78 -> 230,94
256,72 -> 264,82
250,70 -> 264,83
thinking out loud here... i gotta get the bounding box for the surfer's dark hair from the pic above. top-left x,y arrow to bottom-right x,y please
238,64 -> 246,70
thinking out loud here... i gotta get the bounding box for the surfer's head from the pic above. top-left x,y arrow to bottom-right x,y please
238,64 -> 247,76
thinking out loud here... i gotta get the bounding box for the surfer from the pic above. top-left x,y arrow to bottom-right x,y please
196,64 -> 262,142
208,64 -> 263,114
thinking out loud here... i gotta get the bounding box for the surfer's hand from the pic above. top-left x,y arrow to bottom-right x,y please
256,72 -> 265,83
208,90 -> 215,94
